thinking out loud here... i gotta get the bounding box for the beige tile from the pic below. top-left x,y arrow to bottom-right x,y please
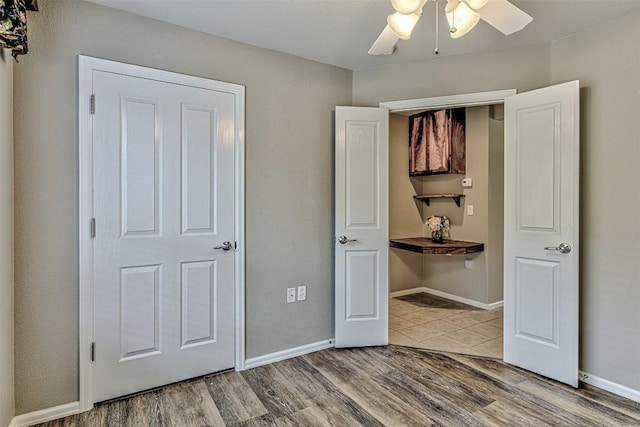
400,324 -> 445,341
389,330 -> 416,347
398,310 -> 438,325
485,318 -> 503,328
389,302 -> 424,317
446,313 -> 483,328
389,316 -> 415,331
423,320 -> 461,334
420,307 -> 461,319
470,337 -> 503,359
468,322 -> 503,339
467,309 -> 503,323
445,329 -> 493,346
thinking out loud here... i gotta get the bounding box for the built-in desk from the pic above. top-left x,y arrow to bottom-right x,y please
389,238 -> 484,255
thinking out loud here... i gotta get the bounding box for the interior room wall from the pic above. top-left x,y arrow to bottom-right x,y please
353,44 -> 550,107
388,114 -> 423,293
0,49 -> 15,427
548,10 -> 640,393
420,106 -> 491,303
487,116 -> 504,303
13,0 -> 352,414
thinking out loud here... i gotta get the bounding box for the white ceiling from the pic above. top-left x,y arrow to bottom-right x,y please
84,0 -> 640,71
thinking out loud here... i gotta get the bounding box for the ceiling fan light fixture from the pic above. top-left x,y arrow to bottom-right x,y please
387,12 -> 421,40
464,0 -> 490,10
445,1 -> 481,38
390,0 -> 423,14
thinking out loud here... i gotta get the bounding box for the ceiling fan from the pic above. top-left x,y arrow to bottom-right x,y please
369,0 -> 533,55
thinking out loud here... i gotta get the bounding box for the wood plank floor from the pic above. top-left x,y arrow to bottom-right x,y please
37,346 -> 640,426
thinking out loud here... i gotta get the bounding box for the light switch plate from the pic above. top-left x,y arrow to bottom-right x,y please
467,205 -> 474,215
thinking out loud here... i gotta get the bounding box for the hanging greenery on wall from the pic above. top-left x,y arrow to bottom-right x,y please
0,0 -> 38,60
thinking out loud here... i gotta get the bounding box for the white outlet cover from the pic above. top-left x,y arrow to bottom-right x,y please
287,288 -> 296,303
462,178 -> 473,188
467,205 -> 474,215
297,286 -> 307,301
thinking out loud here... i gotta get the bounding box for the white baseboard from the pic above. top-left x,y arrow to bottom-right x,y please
390,286 -> 503,310
10,402 -> 80,427
389,287 -> 427,298
243,339 -> 335,370
580,371 -> 640,403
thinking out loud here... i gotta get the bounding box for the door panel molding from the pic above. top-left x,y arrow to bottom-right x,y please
78,55 -> 245,410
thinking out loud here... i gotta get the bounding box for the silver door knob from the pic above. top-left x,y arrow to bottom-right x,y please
338,235 -> 357,244
544,243 -> 571,254
214,241 -> 233,251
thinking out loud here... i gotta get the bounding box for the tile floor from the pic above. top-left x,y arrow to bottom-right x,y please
389,292 -> 503,358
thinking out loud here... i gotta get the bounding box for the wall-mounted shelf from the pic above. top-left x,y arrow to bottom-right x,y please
414,194 -> 465,207
390,238 -> 484,255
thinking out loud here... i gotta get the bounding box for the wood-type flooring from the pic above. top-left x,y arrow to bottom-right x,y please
37,346 -> 640,426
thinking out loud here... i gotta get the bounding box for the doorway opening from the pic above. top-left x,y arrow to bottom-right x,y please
385,102 -> 506,359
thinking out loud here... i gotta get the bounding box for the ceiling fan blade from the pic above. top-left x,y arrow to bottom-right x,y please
476,0 -> 533,35
368,24 -> 400,55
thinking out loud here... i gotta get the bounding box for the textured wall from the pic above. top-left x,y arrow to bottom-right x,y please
13,0 -> 351,414
549,10 -> 640,392
0,49 -> 14,427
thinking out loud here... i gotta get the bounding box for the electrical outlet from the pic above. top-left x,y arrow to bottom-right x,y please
297,286 -> 307,301
465,258 -> 474,269
467,205 -> 474,215
287,287 -> 296,303
462,178 -> 473,188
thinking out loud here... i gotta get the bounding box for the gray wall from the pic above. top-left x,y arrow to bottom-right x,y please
13,0 -> 351,414
487,117 -> 504,303
548,10 -> 640,392
355,10 -> 640,392
353,44 -> 550,107
0,49 -> 14,427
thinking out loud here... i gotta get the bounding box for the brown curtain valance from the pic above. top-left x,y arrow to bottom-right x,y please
0,0 -> 38,60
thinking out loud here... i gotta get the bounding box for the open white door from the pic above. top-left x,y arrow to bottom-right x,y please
335,106 -> 389,347
504,81 -> 579,387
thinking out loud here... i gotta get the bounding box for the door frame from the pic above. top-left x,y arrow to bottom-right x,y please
378,89 -> 516,343
78,55 -> 246,411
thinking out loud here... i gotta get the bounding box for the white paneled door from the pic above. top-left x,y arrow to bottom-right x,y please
92,70 -> 236,402
504,81 -> 580,387
334,106 -> 389,347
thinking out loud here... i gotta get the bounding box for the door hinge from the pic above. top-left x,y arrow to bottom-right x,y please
90,218 -> 96,238
90,342 -> 96,362
90,94 -> 95,114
